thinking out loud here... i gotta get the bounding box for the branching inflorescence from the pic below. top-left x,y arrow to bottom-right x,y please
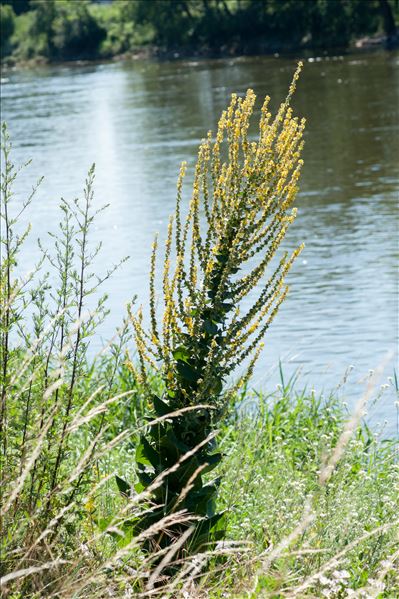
125,63 -> 306,559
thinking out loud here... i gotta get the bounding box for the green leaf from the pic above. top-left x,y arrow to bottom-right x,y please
186,481 -> 219,515
134,481 -> 145,493
159,434 -> 180,464
190,512 -> 225,551
140,436 -> 160,468
96,516 -> 112,531
153,395 -> 171,417
215,252 -> 228,264
176,361 -> 200,383
204,319 -> 218,335
137,469 -> 154,486
115,475 -> 131,497
165,429 -> 190,453
212,378 -> 223,395
169,455 -> 201,489
135,441 -> 152,467
202,453 -> 222,473
172,346 -> 191,363
221,302 -> 233,312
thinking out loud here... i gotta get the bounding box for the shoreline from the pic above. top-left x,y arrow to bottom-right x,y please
1,32 -> 397,72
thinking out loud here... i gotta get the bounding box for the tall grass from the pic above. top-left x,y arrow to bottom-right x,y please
0,123 -> 140,596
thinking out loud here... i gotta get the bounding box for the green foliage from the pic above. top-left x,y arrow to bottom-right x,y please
132,0 -> 195,47
6,0 -> 106,61
215,382 -> 399,597
50,0 -> 106,60
0,81 -> 399,599
1,121 -> 398,593
0,4 -> 15,57
1,0 -> 31,16
90,1 -> 153,58
131,0 -> 389,51
1,0 -> 397,64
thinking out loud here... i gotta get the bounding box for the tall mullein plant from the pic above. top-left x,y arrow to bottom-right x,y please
125,63 -> 305,556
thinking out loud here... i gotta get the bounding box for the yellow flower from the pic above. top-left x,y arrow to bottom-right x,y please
85,497 -> 95,513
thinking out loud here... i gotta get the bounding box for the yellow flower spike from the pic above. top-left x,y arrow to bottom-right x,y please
138,63 -> 304,404
85,497 -> 95,513
124,359 -> 136,374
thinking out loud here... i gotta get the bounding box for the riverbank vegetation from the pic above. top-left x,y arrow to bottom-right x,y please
1,69 -> 398,597
1,0 -> 398,65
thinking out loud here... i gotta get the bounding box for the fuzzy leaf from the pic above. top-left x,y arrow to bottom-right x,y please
202,453 -> 222,473
176,361 -> 200,382
137,469 -> 154,486
172,346 -> 191,363
165,429 -> 190,453
135,441 -> 152,467
134,481 -> 144,493
204,319 -> 218,335
115,475 -> 131,497
140,436 -> 160,468
152,395 -> 171,417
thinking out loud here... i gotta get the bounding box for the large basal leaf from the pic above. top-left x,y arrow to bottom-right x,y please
153,394 -> 172,416
165,429 -> 190,453
136,438 -> 154,468
176,361 -> 200,382
115,475 -> 131,497
172,346 -> 191,363
203,453 -> 223,472
140,435 -> 160,469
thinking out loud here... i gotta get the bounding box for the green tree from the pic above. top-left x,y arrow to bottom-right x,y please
0,4 -> 15,57
1,0 -> 31,16
132,0 -> 196,47
51,0 -> 106,60
29,0 -> 57,57
379,0 -> 398,46
27,0 -> 105,60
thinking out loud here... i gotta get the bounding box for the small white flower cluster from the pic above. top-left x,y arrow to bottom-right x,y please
366,578 -> 386,592
316,568 -> 389,599
317,569 -> 351,598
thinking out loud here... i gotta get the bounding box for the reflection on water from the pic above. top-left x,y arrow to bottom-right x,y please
2,51 -> 398,426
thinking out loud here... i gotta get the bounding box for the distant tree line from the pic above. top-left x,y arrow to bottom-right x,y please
1,0 -> 398,63
1,0 -> 106,60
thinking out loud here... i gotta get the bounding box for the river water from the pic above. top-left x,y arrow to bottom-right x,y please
1,50 -> 398,426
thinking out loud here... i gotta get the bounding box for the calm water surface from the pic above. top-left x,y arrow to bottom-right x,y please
2,51 -> 398,426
